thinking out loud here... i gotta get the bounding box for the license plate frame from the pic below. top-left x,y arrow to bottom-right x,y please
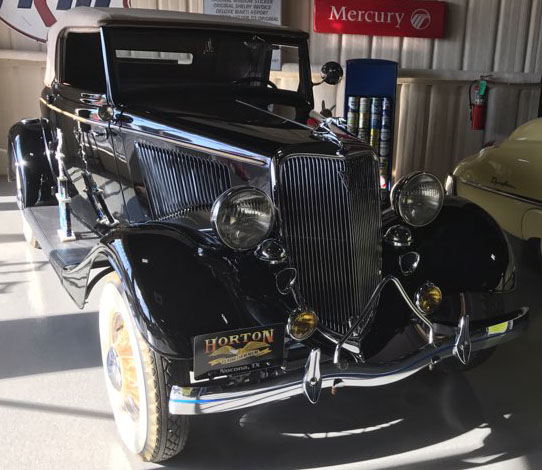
193,324 -> 285,380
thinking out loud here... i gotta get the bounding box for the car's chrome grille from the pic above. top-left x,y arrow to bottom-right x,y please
278,153 -> 382,336
136,142 -> 230,220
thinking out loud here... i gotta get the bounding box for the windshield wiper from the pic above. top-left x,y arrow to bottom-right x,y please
236,99 -> 311,129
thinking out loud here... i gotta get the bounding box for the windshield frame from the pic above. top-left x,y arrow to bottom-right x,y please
100,25 -> 314,110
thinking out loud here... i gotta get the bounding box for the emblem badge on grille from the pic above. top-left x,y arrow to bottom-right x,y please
338,169 -> 350,190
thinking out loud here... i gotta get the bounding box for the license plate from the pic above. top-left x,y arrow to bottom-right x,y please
193,324 -> 284,380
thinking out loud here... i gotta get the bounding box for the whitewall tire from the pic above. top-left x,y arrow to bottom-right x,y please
98,273 -> 189,462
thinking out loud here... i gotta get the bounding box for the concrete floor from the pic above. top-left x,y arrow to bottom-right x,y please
1,175 -> 542,470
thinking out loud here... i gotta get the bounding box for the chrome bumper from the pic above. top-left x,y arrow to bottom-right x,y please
169,307 -> 528,415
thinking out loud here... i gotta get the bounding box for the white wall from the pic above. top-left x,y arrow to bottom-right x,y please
0,0 -> 540,181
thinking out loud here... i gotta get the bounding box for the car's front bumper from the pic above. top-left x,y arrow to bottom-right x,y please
169,306 -> 528,415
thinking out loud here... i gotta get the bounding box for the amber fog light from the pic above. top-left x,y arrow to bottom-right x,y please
415,282 -> 442,315
287,308 -> 318,341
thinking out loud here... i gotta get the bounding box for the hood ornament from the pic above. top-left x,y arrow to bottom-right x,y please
235,100 -> 348,153
311,117 -> 350,152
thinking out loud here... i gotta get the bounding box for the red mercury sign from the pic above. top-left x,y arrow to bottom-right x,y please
314,0 -> 446,39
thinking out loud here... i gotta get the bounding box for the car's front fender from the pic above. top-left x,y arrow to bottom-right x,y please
522,208 -> 542,241
383,196 -> 511,293
63,222 -> 294,358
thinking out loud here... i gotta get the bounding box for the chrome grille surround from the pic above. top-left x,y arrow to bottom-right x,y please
136,142 -> 230,220
277,152 -> 382,336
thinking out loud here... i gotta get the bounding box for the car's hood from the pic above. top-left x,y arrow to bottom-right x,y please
119,90 -> 359,160
454,119 -> 542,202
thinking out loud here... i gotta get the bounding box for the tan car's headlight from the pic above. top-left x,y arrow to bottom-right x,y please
391,172 -> 444,227
211,187 -> 275,250
444,174 -> 456,195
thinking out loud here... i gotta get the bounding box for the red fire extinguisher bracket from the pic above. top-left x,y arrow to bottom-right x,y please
470,76 -> 491,131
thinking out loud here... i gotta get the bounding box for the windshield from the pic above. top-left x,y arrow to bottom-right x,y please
105,27 -> 310,108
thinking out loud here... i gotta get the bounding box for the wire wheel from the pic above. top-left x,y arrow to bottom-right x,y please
99,277 -> 148,454
98,273 -> 189,462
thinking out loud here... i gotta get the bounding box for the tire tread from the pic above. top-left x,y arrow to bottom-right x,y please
139,338 -> 189,462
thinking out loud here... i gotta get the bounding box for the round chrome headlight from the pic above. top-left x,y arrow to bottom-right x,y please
211,187 -> 275,250
391,172 -> 444,227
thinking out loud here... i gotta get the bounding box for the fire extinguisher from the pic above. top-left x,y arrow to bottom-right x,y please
469,76 -> 491,131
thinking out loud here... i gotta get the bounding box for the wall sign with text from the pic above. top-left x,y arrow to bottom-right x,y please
204,0 -> 282,69
0,0 -> 131,43
314,0 -> 446,39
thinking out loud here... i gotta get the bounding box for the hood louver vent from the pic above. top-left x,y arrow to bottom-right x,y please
136,142 -> 230,221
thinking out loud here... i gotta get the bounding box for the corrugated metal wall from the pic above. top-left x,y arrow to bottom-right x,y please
0,0 -> 541,181
305,0 -> 542,180
0,7 -> 47,174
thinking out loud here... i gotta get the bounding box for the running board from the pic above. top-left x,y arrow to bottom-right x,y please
23,205 -> 99,273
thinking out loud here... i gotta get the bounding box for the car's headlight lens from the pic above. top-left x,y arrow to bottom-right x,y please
211,187 -> 275,250
287,308 -> 318,341
415,282 -> 442,315
391,172 -> 444,227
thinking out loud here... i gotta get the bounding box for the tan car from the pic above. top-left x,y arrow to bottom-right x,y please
448,118 -> 542,257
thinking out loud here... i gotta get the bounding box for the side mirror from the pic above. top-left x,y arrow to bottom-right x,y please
319,61 -> 344,86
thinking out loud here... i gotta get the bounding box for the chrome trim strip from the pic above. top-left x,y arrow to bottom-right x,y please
334,275 -> 435,366
41,99 -> 267,167
40,97 -> 106,127
460,180 -> 542,208
121,127 -> 267,167
318,328 -> 361,354
169,308 -> 528,415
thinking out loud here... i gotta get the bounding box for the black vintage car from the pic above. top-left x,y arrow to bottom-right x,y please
8,7 -> 528,463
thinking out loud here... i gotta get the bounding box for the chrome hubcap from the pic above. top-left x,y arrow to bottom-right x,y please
100,282 -> 148,455
109,311 -> 140,423
106,347 -> 122,392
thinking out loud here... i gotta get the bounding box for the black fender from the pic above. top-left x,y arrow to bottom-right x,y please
62,223 -> 294,359
8,118 -> 55,207
383,196 -> 511,293
362,197 -> 514,359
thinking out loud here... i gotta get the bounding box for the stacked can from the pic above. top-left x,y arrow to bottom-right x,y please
379,97 -> 393,188
357,97 -> 370,143
346,96 -> 360,135
369,98 -> 382,154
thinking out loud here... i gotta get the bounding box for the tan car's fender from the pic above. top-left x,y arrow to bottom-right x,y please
453,118 -> 542,241
456,181 -> 526,239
